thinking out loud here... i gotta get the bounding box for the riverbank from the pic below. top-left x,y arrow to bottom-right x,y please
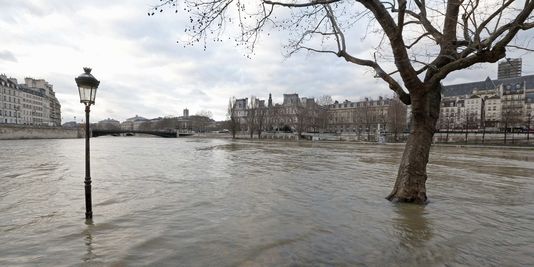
0,124 -> 82,140
189,132 -> 534,150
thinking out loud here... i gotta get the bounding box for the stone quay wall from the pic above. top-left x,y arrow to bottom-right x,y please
0,125 -> 83,140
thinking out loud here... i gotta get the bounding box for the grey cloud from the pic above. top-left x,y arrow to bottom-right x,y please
0,51 -> 17,62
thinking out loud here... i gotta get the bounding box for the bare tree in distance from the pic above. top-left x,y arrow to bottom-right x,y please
151,0 -> 534,204
256,105 -> 267,138
138,120 -> 154,131
352,108 -> 363,139
247,96 -> 258,138
464,111 -> 478,144
527,112 -> 532,141
501,103 -> 522,144
156,117 -> 178,130
295,101 -> 312,137
387,95 -> 407,142
227,97 -> 239,139
316,95 -> 333,132
360,99 -> 375,141
377,97 -> 388,137
196,110 -> 213,119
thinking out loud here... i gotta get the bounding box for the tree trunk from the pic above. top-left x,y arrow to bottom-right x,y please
386,87 -> 440,204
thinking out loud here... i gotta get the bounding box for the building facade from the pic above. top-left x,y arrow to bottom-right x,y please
234,93 -> 323,134
498,58 -> 522,80
232,93 -> 406,138
439,59 -> 534,131
442,59 -> 534,131
96,118 -> 120,130
120,115 -> 148,131
0,76 -> 21,124
326,96 -> 407,138
0,75 -> 61,126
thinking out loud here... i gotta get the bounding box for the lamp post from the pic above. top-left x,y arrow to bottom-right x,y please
75,67 -> 100,220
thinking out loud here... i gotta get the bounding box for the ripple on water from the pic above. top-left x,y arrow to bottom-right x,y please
0,139 -> 533,266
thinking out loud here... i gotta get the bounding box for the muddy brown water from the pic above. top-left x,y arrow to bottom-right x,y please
1,138 -> 533,266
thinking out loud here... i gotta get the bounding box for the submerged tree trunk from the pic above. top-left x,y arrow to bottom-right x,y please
387,86 -> 441,204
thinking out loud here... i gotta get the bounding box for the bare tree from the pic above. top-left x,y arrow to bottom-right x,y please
316,95 -> 333,132
272,105 -> 284,131
360,99 -> 375,141
152,0 -> 534,203
155,117 -> 178,130
138,120 -> 154,131
377,99 -> 388,138
295,102 -> 313,137
227,97 -> 239,139
501,103 -> 521,144
387,96 -> 406,142
247,96 -> 258,139
527,112 -> 532,141
481,98 -> 487,144
464,111 -> 478,144
256,105 -> 267,138
197,110 -> 213,119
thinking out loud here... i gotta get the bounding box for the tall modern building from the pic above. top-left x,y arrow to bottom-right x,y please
498,58 -> 522,80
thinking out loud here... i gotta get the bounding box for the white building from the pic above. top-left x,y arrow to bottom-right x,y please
0,74 -> 61,126
121,115 -> 148,131
440,72 -> 534,130
0,76 -> 21,124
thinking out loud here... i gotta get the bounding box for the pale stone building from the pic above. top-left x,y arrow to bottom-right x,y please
121,115 -> 148,131
234,93 -> 322,133
0,75 -> 61,126
96,118 -> 120,130
326,96 -> 407,137
0,75 -> 22,124
439,59 -> 534,131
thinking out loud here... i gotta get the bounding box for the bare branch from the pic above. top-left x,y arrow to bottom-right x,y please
405,32 -> 432,49
263,0 -> 341,8
507,45 -> 534,52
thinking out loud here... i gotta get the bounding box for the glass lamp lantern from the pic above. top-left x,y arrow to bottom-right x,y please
75,67 -> 100,105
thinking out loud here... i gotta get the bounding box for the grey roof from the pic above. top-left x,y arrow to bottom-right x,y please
441,99 -> 456,107
126,115 -> 148,122
442,74 -> 534,97
18,84 -> 45,97
0,76 -> 18,89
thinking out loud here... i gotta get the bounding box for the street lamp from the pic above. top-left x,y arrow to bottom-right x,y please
75,67 -> 100,220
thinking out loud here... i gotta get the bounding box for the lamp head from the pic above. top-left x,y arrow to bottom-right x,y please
75,67 -> 100,105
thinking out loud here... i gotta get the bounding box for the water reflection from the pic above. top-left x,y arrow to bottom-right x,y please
82,220 -> 96,263
392,204 -> 432,248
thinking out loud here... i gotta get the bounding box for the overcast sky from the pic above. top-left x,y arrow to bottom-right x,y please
1,0 -> 533,122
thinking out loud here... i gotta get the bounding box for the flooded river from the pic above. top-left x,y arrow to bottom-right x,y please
1,138 -> 533,266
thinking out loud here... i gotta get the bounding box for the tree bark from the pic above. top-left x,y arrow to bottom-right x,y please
386,85 -> 441,204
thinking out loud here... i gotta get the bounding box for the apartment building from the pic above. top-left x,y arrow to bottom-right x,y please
0,74 -> 61,126
439,59 -> 534,130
